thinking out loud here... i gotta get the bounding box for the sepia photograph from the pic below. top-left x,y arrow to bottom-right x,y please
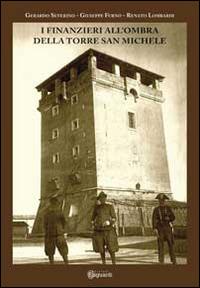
12,22 -> 187,266
2,1 -> 199,287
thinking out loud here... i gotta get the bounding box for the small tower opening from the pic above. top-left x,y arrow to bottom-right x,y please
130,88 -> 139,102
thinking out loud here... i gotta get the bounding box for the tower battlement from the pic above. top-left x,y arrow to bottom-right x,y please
36,48 -> 164,103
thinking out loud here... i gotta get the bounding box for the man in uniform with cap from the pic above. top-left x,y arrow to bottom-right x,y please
44,192 -> 69,264
91,191 -> 119,264
152,193 -> 176,264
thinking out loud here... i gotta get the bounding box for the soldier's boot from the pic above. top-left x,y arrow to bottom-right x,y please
170,253 -> 176,264
100,252 -> 106,264
49,255 -> 54,264
169,246 -> 176,264
110,252 -> 116,265
167,238 -> 176,264
158,251 -> 164,264
62,253 -> 69,264
159,256 -> 164,264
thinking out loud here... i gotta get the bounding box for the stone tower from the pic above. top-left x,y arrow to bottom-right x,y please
32,49 -> 172,236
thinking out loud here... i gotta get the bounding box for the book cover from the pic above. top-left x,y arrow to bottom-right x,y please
1,1 -> 199,287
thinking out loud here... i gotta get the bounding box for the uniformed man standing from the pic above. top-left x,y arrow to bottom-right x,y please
91,192 -> 119,264
44,195 -> 69,264
152,193 -> 176,264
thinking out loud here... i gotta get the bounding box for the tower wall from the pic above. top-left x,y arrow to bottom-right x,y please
40,71 -> 97,196
93,68 -> 171,197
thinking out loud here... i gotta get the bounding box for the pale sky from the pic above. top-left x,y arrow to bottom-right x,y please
13,23 -> 187,215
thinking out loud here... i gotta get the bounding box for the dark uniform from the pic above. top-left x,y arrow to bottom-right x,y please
152,193 -> 176,264
44,196 -> 68,264
92,192 -> 119,264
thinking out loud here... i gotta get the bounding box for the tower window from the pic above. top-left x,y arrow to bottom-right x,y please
72,145 -> 80,157
128,112 -> 136,129
52,153 -> 60,164
71,119 -> 79,131
71,94 -> 78,105
52,105 -> 59,117
52,128 -> 59,139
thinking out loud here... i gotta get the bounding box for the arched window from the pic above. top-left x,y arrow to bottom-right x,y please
130,88 -> 139,102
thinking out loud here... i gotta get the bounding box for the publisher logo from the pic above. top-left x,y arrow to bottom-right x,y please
87,270 -> 113,280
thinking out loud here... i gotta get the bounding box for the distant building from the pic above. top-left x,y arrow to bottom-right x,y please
32,49 -> 186,236
13,221 -> 29,239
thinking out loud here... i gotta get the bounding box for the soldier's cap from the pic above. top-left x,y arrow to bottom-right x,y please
97,191 -> 107,199
155,193 -> 169,200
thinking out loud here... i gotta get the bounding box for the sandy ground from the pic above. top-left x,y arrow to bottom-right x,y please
13,236 -> 187,265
